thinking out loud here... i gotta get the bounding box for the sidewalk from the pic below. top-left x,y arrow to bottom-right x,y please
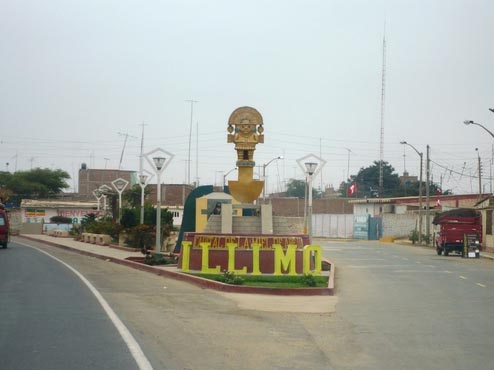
16,234 -> 337,313
393,238 -> 494,260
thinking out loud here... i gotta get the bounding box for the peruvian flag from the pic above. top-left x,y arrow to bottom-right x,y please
347,182 -> 358,197
436,188 -> 442,207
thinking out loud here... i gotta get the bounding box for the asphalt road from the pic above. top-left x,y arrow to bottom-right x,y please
3,237 -> 493,370
0,240 -> 144,370
321,240 -> 494,370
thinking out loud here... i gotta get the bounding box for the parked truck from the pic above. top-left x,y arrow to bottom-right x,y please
434,208 -> 482,256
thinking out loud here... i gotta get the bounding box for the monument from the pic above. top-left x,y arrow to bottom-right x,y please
226,106 -> 265,203
178,107 -> 322,276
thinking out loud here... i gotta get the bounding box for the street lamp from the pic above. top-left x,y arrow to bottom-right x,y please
400,141 -> 423,244
112,178 -> 129,223
223,167 -> 237,189
464,120 -> 494,192
144,148 -> 174,253
463,120 -> 494,138
92,189 -> 103,212
262,156 -> 283,202
139,170 -> 154,224
98,184 -> 112,215
296,154 -> 327,241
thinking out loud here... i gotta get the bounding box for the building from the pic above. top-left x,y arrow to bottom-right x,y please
349,193 -> 489,241
78,165 -> 137,201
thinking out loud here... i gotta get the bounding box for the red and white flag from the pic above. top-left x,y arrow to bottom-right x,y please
436,188 -> 442,207
347,182 -> 358,197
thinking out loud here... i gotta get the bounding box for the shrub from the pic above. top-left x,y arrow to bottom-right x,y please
300,274 -> 317,287
218,271 -> 244,285
86,221 -> 122,241
143,253 -> 178,266
50,216 -> 73,224
409,229 -> 419,244
125,224 -> 154,250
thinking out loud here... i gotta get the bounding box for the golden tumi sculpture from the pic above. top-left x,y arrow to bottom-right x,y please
227,106 -> 265,203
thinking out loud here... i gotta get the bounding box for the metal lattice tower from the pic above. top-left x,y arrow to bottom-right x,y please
379,26 -> 386,197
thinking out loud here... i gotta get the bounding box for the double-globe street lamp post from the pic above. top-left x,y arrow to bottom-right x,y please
464,115 -> 494,193
144,148 -> 174,254
262,156 -> 283,202
222,167 -> 237,189
400,141 -> 423,244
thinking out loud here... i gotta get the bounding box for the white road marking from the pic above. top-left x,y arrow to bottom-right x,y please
459,275 -> 468,280
392,270 -> 451,273
347,264 -> 412,268
19,242 -> 154,370
477,283 -> 486,288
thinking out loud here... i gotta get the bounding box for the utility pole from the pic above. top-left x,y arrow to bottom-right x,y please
139,123 -> 147,177
344,148 -> 351,195
426,145 -> 430,246
186,99 -> 198,185
476,148 -> 482,198
118,132 -> 137,171
195,120 -> 199,186
418,152 -> 423,244
10,153 -> 18,173
378,23 -> 387,197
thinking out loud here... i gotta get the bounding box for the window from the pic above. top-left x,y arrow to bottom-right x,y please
0,216 -> 5,226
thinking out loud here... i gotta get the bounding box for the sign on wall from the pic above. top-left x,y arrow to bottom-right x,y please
353,214 -> 370,240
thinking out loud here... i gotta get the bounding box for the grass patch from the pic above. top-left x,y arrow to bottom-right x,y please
190,273 -> 329,288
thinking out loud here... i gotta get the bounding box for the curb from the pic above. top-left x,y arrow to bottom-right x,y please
19,236 -> 335,296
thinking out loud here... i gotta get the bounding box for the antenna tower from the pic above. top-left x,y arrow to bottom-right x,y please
379,25 -> 387,197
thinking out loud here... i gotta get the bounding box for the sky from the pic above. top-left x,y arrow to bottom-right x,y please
1,0 -> 493,196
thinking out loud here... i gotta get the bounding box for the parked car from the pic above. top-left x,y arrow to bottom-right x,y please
0,207 -> 10,248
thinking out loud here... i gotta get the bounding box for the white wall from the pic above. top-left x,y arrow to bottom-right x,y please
312,214 -> 353,238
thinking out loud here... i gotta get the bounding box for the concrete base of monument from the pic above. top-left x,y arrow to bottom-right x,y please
174,232 -> 335,296
168,265 -> 335,296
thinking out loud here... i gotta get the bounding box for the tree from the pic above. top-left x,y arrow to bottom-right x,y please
123,184 -> 151,208
339,161 -> 400,198
339,161 -> 450,198
284,179 -> 322,199
0,168 -> 70,205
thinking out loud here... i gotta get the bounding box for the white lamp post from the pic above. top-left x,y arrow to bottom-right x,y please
112,178 -> 129,223
305,162 -> 318,240
400,141 -> 423,244
92,189 -> 103,211
139,170 -> 154,224
98,184 -> 112,216
223,167 -> 237,188
464,119 -> 494,194
262,156 -> 283,202
144,148 -> 174,253
297,154 -> 327,241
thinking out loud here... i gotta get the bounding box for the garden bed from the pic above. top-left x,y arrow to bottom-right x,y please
189,273 -> 329,288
